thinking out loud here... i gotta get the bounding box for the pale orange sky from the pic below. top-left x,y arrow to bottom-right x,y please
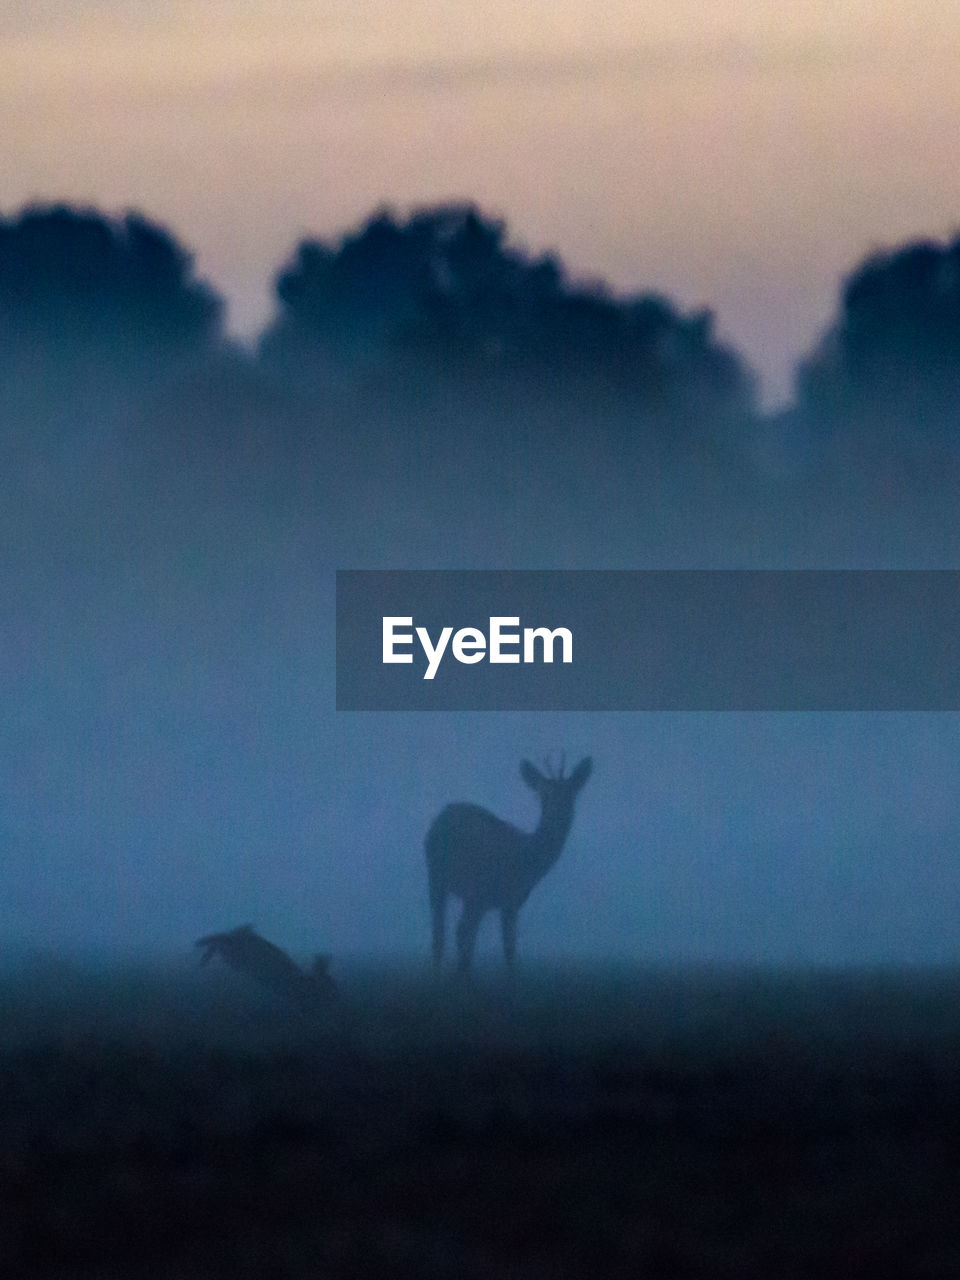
1,2 -> 959,403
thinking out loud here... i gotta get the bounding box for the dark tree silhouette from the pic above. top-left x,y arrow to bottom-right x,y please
796,235 -> 960,440
0,204 -> 222,364
260,202 -> 756,432
0,204 -> 232,457
0,199 -> 760,461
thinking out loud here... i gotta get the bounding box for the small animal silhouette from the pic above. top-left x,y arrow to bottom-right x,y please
425,753 -> 593,974
195,924 -> 338,1010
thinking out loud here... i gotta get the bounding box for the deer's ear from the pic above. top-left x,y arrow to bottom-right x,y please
520,759 -> 545,791
571,757 -> 593,790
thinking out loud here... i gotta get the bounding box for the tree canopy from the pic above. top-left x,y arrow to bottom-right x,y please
260,203 -> 756,426
0,204 -> 222,370
796,236 -> 960,436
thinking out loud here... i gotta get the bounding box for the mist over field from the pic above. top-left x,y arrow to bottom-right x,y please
8,7 -> 960,1273
3,201 -> 960,966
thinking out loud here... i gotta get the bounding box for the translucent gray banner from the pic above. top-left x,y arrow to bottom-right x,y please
336,571 -> 960,710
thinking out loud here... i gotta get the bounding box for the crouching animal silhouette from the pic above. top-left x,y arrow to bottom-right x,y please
196,924 -> 338,1011
426,754 -> 592,974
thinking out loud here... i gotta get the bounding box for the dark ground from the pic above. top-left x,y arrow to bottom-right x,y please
1,958 -> 959,1278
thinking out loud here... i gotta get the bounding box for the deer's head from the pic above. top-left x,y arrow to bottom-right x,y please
520,752 -> 592,840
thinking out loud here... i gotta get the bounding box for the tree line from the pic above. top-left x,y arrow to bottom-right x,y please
2,199 -> 960,458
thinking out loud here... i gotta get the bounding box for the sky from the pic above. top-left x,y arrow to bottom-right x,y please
2,1 -> 960,404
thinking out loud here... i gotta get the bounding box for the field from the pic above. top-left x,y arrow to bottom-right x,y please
1,957 -> 959,1277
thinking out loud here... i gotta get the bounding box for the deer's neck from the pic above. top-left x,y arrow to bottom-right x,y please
520,806 -> 573,883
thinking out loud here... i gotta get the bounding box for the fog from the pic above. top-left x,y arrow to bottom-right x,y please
3,202 -> 960,967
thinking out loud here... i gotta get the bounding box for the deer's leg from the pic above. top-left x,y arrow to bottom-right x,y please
430,887 -> 446,970
500,907 -> 517,971
456,901 -> 483,975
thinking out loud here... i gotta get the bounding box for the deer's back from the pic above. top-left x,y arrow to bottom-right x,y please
426,802 -> 525,903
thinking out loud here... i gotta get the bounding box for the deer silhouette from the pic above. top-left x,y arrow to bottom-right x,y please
425,753 -> 593,974
196,924 -> 338,1011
